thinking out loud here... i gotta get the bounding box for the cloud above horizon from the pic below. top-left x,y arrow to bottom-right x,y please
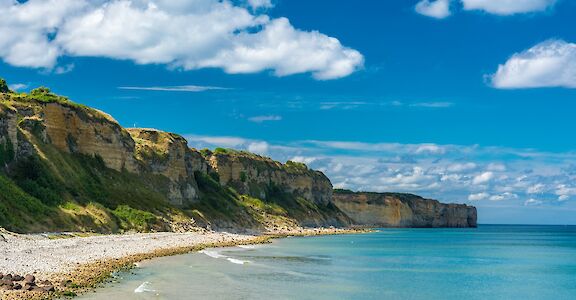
491,40 -> 576,89
415,0 -> 452,19
184,134 -> 576,213
0,0 -> 363,80
415,0 -> 557,18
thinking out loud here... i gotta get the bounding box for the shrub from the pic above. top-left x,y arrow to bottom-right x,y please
0,78 -> 9,93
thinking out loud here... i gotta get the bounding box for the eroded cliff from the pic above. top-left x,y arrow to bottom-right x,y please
333,190 -> 477,228
0,84 -> 351,233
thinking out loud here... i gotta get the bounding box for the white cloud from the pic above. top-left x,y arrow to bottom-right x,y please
247,0 -> 273,9
468,192 -> 490,201
415,144 -> 446,155
524,198 -> 543,206
247,141 -> 269,155
491,40 -> 576,89
489,192 -> 518,201
447,162 -> 477,172
0,0 -> 363,80
248,115 -> 282,123
415,0 -> 452,19
472,171 -> 494,185
461,0 -> 556,15
8,83 -> 28,91
186,135 -> 248,148
119,85 -> 227,92
527,183 -> 545,194
410,102 -> 454,108
290,156 -> 317,165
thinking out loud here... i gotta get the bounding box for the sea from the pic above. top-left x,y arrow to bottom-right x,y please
79,225 -> 576,300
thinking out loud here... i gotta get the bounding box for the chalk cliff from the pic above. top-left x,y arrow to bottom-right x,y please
333,190 -> 477,228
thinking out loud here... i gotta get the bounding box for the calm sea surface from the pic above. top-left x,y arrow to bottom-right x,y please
80,225 -> 576,300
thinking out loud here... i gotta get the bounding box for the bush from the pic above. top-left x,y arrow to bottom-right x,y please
0,78 -> 9,93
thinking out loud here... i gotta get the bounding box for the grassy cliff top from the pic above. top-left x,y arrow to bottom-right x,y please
0,78 -> 118,125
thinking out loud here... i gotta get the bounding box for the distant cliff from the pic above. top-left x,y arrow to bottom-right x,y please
333,190 -> 477,228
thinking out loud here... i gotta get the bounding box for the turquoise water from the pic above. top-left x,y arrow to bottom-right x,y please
81,225 -> 576,300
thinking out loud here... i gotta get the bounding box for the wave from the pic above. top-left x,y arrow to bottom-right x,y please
198,249 -> 227,259
199,249 -> 251,265
134,281 -> 155,293
237,245 -> 259,249
226,258 -> 251,265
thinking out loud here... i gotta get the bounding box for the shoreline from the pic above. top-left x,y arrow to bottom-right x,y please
0,227 -> 367,300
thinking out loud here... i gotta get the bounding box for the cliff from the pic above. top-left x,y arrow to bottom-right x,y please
0,82 -> 350,233
0,79 -> 476,233
333,190 -> 477,228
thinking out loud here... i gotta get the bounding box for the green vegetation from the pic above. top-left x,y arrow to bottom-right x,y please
112,205 -> 159,232
0,137 -> 15,166
0,78 -> 9,93
284,160 -> 308,173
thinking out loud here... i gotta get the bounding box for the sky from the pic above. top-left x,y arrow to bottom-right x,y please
1,0 -> 576,225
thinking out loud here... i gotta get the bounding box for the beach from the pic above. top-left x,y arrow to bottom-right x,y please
0,227 -> 358,299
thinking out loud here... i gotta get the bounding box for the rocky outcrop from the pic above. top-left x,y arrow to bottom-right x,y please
333,191 -> 477,228
207,152 -> 333,206
129,128 -> 208,206
41,103 -> 138,173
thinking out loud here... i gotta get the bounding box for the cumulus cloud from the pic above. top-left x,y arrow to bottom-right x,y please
0,0 -> 363,79
248,115 -> 282,123
461,0 -> 556,15
469,192 -> 489,201
416,0 -> 557,18
246,0 -> 273,9
491,40 -> 576,89
247,141 -> 269,155
415,0 -> 452,19
473,171 -> 494,184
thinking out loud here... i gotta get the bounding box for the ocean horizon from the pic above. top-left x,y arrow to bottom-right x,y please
80,225 -> 576,300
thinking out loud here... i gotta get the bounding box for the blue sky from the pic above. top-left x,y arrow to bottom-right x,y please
1,0 -> 576,224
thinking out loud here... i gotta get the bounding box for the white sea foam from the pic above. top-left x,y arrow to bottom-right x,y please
134,282 -> 155,293
237,245 -> 258,249
198,249 -> 227,259
226,258 -> 251,265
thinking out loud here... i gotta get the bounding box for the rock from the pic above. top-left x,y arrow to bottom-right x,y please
60,279 -> 73,288
24,274 -> 35,283
0,279 -> 13,286
23,282 -> 36,291
2,274 -> 12,281
333,191 -> 477,228
12,274 -> 24,281
42,285 -> 55,292
38,280 -> 52,286
0,283 -> 14,290
13,283 -> 22,290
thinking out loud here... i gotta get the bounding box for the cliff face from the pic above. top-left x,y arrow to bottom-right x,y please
0,83 -> 477,233
0,86 -> 351,232
205,151 -> 350,227
333,191 -> 477,228
208,152 -> 332,206
129,128 -> 207,206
